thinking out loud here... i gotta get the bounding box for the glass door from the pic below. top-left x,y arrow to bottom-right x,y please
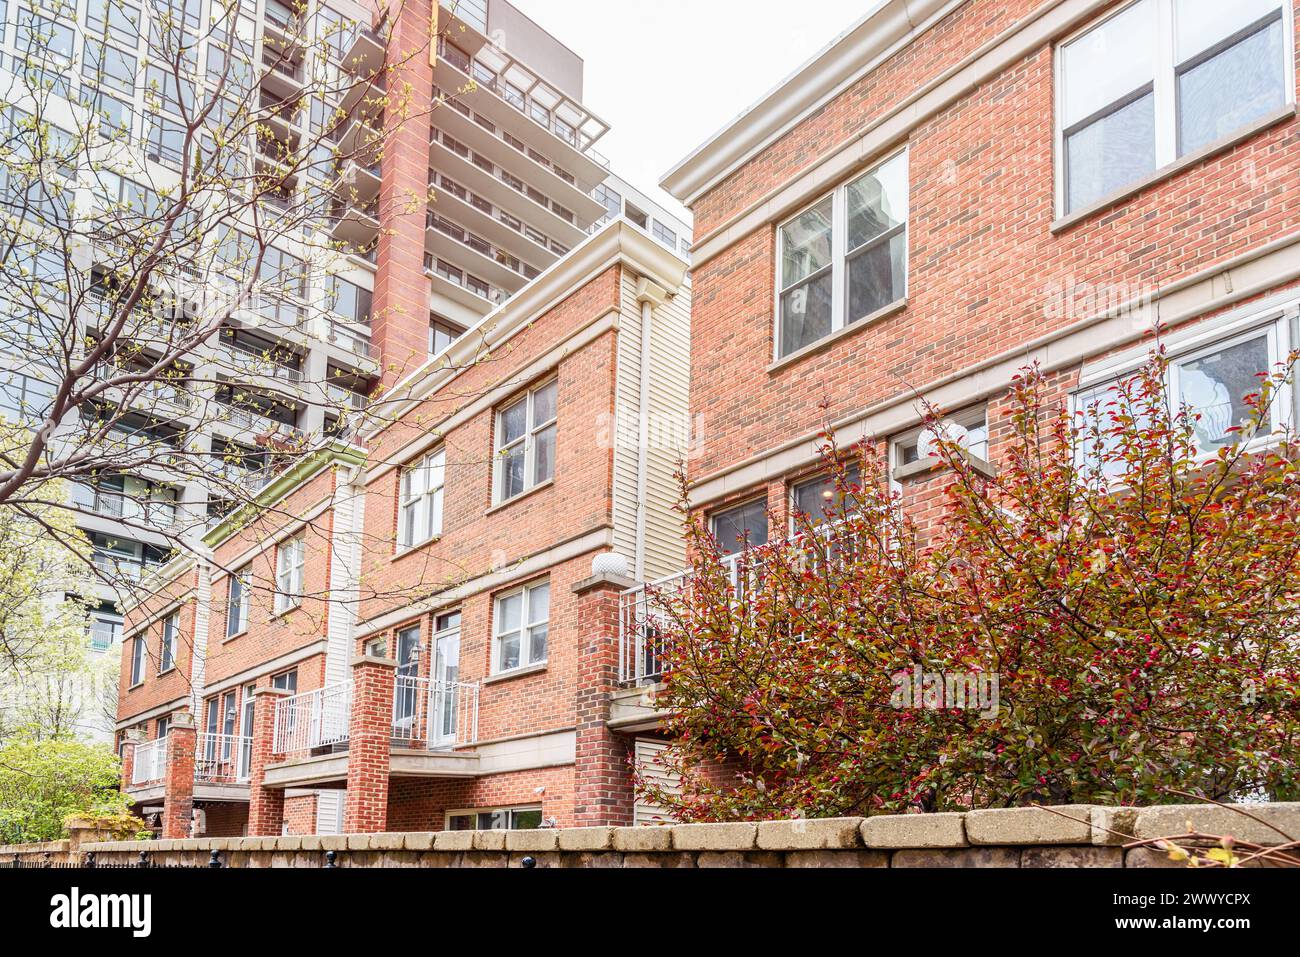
393,625 -> 421,739
237,684 -> 255,781
430,612 -> 462,749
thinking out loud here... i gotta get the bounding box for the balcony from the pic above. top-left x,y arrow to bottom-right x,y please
195,733 -> 252,786
325,319 -> 377,362
131,738 -> 167,786
425,253 -> 510,312
325,382 -> 369,412
391,676 -> 479,751
330,196 -> 380,248
434,37 -> 609,189
273,682 -> 352,759
338,25 -> 385,79
426,212 -> 541,291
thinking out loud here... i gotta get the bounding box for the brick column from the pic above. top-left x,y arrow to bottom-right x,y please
247,686 -> 293,836
343,654 -> 397,833
372,0 -> 435,387
161,713 -> 197,840
572,565 -> 638,827
119,737 -> 137,795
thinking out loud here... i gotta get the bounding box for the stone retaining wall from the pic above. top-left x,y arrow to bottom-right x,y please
51,802 -> 1298,868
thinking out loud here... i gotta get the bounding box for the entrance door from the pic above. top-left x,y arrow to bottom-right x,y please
237,684 -> 255,781
430,612 -> 462,748
393,625 -> 421,738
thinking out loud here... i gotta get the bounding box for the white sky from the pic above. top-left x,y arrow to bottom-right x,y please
507,0 -> 875,226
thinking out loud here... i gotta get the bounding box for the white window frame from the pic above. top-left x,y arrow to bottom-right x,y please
159,611 -> 178,673
774,148 -> 909,361
397,448 -> 446,550
491,579 -> 550,675
494,379 -> 558,504
1071,308 -> 1296,470
1054,0 -> 1296,218
226,568 -> 249,638
274,535 -> 305,614
889,406 -> 991,487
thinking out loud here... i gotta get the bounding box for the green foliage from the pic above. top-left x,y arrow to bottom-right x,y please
0,734 -> 130,844
645,356 -> 1300,821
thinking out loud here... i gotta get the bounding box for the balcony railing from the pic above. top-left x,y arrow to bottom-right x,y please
391,676 -> 479,750
619,522 -> 872,685
195,733 -> 252,785
273,682 -> 351,756
131,738 -> 167,785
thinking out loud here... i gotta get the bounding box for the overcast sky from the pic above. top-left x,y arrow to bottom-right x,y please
507,0 -> 876,226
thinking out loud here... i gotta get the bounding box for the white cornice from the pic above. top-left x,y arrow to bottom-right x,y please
660,0 -> 961,205
370,220 -> 689,427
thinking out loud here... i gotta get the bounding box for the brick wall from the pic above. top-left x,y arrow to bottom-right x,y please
119,565 -> 199,729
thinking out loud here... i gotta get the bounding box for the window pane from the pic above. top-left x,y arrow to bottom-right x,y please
500,444 -> 526,499
1177,335 -> 1272,451
500,398 -> 527,444
498,593 -> 522,632
1177,18 -> 1285,156
779,271 -> 833,357
793,465 -> 861,525
1060,0 -> 1156,128
779,197 -> 832,289
528,582 -> 550,624
846,153 -> 907,251
1065,92 -> 1156,212
533,423 -> 556,484
533,381 -> 557,424
846,228 -> 906,322
712,501 -> 769,556
527,623 -> 548,664
498,634 -> 520,671
512,809 -> 543,829
1174,0 -> 1281,62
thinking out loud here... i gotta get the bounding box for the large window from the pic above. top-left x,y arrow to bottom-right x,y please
159,612 -> 178,672
1076,315 -> 1292,476
398,449 -> 446,549
711,499 -> 770,556
446,806 -> 543,831
1058,0 -> 1292,215
776,151 -> 908,359
495,380 -> 557,502
226,569 -> 249,638
274,535 -> 305,614
791,464 -> 863,527
492,580 -> 550,674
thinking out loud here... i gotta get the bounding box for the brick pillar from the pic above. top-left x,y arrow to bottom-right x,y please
572,564 -> 638,827
247,686 -> 293,836
161,713 -> 196,840
372,0 -> 435,387
119,737 -> 137,795
343,654 -> 396,833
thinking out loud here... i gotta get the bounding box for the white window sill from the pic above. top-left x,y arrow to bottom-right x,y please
893,450 -> 997,483
484,661 -> 548,685
486,478 -> 554,516
767,298 -> 907,374
393,535 -> 443,562
223,628 -> 248,643
1051,106 -> 1296,234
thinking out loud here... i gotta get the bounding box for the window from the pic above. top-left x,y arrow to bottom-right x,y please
791,464 -> 863,527
129,635 -> 145,686
446,806 -> 543,831
711,500 -> 769,556
777,150 -> 908,358
156,716 -> 169,739
0,372 -> 54,426
159,612 -> 178,672
495,380 -> 557,502
493,580 -> 550,673
226,569 -> 249,638
271,670 -> 297,693
275,535 -> 304,613
145,113 -> 187,166
893,409 -> 991,474
1076,315 -> 1291,474
429,315 -> 465,356
1057,0 -> 1291,215
593,182 -> 621,227
398,449 -> 446,548
652,220 -> 677,249
625,204 -> 648,230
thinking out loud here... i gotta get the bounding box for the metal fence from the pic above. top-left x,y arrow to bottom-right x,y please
391,676 -> 479,750
273,682 -> 352,756
195,733 -> 252,785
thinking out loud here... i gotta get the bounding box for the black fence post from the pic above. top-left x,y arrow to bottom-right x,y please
138,850 -> 150,869
85,852 -> 96,869
324,850 -> 337,868
208,849 -> 222,868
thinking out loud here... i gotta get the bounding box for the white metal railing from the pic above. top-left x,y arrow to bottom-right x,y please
391,676 -> 479,750
130,738 -> 167,785
194,733 -> 252,785
273,682 -> 352,756
618,522 -> 873,685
